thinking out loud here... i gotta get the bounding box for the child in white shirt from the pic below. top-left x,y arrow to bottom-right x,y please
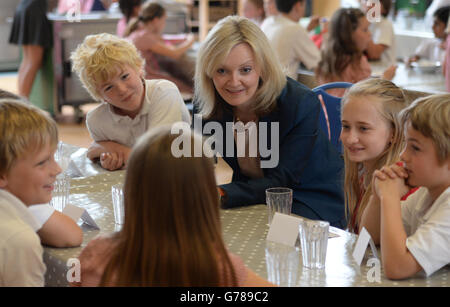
0,99 -> 81,286
71,33 -> 191,171
261,0 -> 320,79
361,94 -> 450,279
362,0 -> 396,65
407,6 -> 449,65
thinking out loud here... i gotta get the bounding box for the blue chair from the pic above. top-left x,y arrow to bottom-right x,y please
312,82 -> 353,154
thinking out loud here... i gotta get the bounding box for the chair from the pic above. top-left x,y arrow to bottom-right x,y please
312,82 -> 353,154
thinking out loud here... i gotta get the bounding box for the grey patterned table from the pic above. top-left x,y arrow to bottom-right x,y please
44,171 -> 449,287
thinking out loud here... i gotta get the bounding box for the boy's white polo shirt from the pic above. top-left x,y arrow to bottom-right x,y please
0,189 -> 46,286
402,186 -> 450,276
86,79 -> 191,148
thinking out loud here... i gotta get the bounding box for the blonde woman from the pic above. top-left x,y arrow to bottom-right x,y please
72,126 -> 273,286
195,16 -> 346,228
340,78 -> 411,234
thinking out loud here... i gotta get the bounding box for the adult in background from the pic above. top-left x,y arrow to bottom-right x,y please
9,0 -> 52,99
194,16 -> 346,228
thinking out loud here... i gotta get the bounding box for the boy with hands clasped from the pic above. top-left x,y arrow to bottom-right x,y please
361,94 -> 450,279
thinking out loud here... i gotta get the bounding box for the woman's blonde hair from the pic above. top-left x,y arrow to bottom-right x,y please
70,33 -> 144,102
100,126 -> 237,286
399,94 -> 450,164
124,2 -> 166,37
194,15 -> 286,119
341,78 -> 407,232
0,99 -> 58,176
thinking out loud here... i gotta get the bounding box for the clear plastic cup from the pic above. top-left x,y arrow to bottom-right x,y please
265,241 -> 300,287
111,184 -> 124,224
298,219 -> 329,269
266,187 -> 292,225
50,173 -> 71,212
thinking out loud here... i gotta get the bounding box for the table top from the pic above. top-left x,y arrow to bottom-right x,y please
371,62 -> 447,94
297,62 -> 447,95
44,170 -> 450,287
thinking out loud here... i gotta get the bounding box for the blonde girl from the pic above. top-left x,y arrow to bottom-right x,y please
340,78 -> 408,233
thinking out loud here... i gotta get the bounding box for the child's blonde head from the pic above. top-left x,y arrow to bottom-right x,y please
342,78 -> 407,154
341,78 -> 408,231
70,33 -> 144,102
0,99 -> 58,176
400,94 -> 450,164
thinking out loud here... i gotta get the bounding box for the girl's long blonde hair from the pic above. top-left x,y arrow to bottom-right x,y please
341,78 -> 407,232
100,126 -> 237,286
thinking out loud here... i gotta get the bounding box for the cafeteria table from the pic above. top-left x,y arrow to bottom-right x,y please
43,169 -> 450,287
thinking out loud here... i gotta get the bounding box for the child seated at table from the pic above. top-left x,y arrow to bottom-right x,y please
70,33 -> 191,171
0,99 -> 82,286
361,94 -> 450,279
316,8 -> 397,97
71,126 -> 274,286
361,0 -> 396,65
407,6 -> 450,65
0,90 -> 82,249
116,0 -> 143,37
340,78 -> 409,234
125,1 -> 196,94
263,0 -> 278,17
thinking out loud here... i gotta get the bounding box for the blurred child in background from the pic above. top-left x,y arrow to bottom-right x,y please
316,8 -> 396,97
242,0 -> 265,26
407,6 -> 450,65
